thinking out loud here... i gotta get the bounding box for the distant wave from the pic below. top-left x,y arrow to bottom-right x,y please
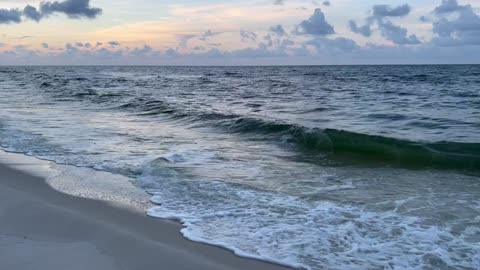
116,98 -> 480,171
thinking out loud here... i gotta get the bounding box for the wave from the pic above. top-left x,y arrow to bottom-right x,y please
215,118 -> 480,171
115,98 -> 480,171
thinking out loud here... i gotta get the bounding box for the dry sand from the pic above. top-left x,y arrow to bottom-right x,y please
0,161 -> 293,270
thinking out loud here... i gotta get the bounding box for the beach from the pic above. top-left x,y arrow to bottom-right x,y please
0,159 -> 292,270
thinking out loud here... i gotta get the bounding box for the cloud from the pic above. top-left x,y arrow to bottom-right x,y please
2,38 -> 480,66
431,0 -> 480,46
420,16 -> 430,22
434,0 -> 466,14
65,43 -> 78,53
236,7 -> 350,58
306,37 -> 359,53
178,34 -> 196,48
296,8 -> 334,35
260,30 -> 295,51
108,41 -> 121,47
0,8 -> 22,24
270,25 -> 286,36
23,5 -> 42,22
1,0 -> 102,24
176,30 -> 224,49
131,45 -> 153,56
74,42 -> 91,48
349,4 -> 420,45
348,20 -> 372,37
372,4 -> 411,17
198,30 -> 222,41
240,30 -> 257,42
40,0 -> 102,19
273,0 -> 285,5
16,36 -> 34,40
378,20 -> 420,44
2,0 -> 480,65
323,1 -> 331,7
42,43 -> 49,48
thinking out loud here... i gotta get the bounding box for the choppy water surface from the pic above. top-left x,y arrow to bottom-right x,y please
0,66 -> 479,269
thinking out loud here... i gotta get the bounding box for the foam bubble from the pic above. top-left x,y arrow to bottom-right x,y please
144,173 -> 480,270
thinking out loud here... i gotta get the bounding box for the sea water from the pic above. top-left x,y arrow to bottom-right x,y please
0,65 -> 479,269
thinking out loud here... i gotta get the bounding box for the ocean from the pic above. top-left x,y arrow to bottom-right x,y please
0,65 -> 479,269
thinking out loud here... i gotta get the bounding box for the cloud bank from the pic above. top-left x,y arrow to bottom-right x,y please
432,0 -> 480,46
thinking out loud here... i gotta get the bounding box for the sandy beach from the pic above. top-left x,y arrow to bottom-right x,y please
0,160 -> 293,270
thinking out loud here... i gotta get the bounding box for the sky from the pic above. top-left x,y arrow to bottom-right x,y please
0,0 -> 479,65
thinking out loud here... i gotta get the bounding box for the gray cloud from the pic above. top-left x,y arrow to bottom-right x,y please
108,41 -> 121,47
378,20 -> 420,44
296,8 -> 334,35
65,43 -> 78,53
42,43 -> 49,48
420,16 -> 430,22
74,42 -> 91,48
323,1 -> 331,7
348,20 -> 372,37
1,0 -> 102,24
0,8 -> 22,24
240,30 -> 257,42
434,0 -> 466,14
198,30 -> 222,41
201,30 -> 215,37
23,5 -> 42,22
372,4 -> 411,17
13,45 -> 28,52
171,30 -> 223,49
432,0 -> 480,46
274,0 -> 285,5
178,34 -> 196,48
306,37 -> 359,52
349,4 -> 420,45
264,34 -> 274,47
2,39 -> 480,65
131,45 -> 153,56
16,36 -> 34,40
270,25 -> 286,36
40,0 -> 102,19
261,30 -> 295,50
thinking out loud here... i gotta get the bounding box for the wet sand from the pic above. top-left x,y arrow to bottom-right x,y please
0,161 -> 293,270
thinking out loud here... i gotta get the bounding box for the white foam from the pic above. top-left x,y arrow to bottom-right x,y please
144,173 -> 480,270
47,164 -> 150,210
0,150 -> 150,210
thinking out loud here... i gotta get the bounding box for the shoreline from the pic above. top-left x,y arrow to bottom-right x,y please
0,154 -> 294,270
